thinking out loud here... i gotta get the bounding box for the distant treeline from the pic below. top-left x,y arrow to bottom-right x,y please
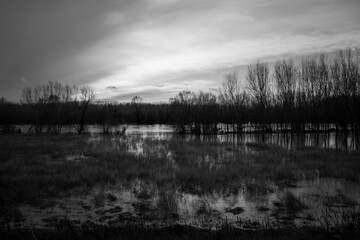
1,49 -> 359,134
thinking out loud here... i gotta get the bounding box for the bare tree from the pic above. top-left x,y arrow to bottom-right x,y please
170,90 -> 196,133
74,86 -> 95,134
0,97 -> 17,133
131,96 -> 144,124
301,58 -> 321,131
131,96 -> 143,104
247,61 -> 270,107
22,85 -> 46,133
193,91 -> 218,134
331,49 -> 360,132
274,59 -> 298,131
247,61 -> 271,131
219,71 -> 248,133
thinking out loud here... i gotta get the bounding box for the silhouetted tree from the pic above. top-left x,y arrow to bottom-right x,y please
74,86 -> 95,134
131,96 -> 145,124
247,61 -> 271,132
10,48 -> 359,137
219,71 -> 248,133
274,59 -> 298,131
0,97 -> 18,133
170,90 -> 196,133
193,91 -> 218,134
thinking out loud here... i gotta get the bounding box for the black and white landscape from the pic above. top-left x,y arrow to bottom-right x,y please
1,1 -> 360,239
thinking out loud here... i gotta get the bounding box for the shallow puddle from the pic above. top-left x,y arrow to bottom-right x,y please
11,176 -> 359,229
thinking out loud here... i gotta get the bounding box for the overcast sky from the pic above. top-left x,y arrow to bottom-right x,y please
1,0 -> 360,102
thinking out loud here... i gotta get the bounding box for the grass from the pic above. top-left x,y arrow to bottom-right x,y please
171,142 -> 360,194
155,188 -> 179,220
1,134 -> 360,238
1,134 -> 360,206
281,191 -> 307,214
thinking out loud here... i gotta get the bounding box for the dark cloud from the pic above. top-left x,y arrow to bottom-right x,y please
0,0 -> 135,88
106,86 -> 118,90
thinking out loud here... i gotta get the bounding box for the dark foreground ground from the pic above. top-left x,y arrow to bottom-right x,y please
1,223 -> 360,240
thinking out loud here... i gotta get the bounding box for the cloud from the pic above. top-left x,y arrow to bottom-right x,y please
20,77 -> 28,84
106,86 -> 118,90
1,0 -> 360,101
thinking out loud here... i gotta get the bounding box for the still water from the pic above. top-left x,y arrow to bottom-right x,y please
18,124 -> 360,150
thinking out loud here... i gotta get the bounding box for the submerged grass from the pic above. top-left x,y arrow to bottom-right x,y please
0,135 -> 360,207
281,191 -> 307,213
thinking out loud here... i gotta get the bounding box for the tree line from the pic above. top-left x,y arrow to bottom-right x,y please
0,49 -> 359,135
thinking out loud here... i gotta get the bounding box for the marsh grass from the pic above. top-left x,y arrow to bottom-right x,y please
1,135 -> 359,211
280,191 -> 307,213
92,190 -> 106,208
156,188 -> 179,219
195,198 -> 212,216
0,207 -> 24,227
172,145 -> 360,198
316,205 -> 360,235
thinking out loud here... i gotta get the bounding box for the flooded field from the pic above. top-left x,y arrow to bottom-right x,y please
1,128 -> 360,231
17,124 -> 360,150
